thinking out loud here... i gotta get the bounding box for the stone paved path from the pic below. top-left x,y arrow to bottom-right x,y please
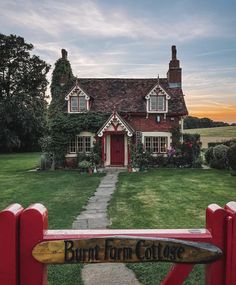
73,169 -> 141,285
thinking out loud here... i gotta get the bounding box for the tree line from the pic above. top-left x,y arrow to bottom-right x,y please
184,116 -> 231,130
0,34 -> 50,152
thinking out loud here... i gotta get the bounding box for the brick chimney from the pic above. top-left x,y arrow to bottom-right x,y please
167,45 -> 182,88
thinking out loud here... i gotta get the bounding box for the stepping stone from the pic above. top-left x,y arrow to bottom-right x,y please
82,264 -> 140,285
73,170 -> 141,284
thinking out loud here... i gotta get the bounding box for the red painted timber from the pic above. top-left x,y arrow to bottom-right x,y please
225,216 -> 233,285
20,204 -> 48,285
161,264 -> 194,285
225,202 -> 236,285
43,228 -> 212,242
205,204 -> 227,285
0,203 -> 23,285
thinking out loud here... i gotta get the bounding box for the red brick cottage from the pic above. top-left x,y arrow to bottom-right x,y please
64,46 -> 188,167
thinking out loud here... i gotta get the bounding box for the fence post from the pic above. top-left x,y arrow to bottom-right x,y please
224,201 -> 236,285
20,204 -> 48,285
205,204 -> 227,285
0,204 -> 23,285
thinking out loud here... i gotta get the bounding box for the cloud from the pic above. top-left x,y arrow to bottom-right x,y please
1,0 -> 219,42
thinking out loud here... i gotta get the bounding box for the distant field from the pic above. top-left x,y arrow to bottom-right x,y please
183,126 -> 236,137
183,126 -> 236,148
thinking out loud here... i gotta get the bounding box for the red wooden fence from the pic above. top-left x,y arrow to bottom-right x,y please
0,201 -> 236,285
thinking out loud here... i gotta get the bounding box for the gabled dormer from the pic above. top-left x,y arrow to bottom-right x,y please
65,80 -> 90,113
145,82 -> 170,113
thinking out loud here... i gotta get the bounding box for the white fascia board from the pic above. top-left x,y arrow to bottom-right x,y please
65,84 -> 90,101
145,84 -> 171,100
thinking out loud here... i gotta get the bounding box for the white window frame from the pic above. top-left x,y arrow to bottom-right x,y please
144,136 -> 168,154
68,135 -> 93,153
77,136 -> 91,153
145,84 -> 170,114
149,95 -> 166,112
142,132 -> 171,155
69,95 -> 87,113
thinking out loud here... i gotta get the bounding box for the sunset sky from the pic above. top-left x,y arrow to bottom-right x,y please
1,0 -> 235,123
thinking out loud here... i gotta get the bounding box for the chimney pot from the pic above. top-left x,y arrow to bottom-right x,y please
61,49 -> 68,60
172,45 -> 177,60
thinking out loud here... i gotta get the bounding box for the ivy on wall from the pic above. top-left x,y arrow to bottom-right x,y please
44,52 -> 108,167
50,112 -> 108,165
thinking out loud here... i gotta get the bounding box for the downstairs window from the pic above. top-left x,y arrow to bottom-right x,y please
144,136 -> 168,153
68,136 -> 91,153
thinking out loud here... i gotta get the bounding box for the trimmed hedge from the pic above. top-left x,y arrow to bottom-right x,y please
208,139 -> 236,148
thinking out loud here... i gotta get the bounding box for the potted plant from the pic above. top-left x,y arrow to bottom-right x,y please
78,160 -> 92,174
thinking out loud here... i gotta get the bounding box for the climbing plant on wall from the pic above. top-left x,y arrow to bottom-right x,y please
49,112 -> 108,166
44,50 -> 109,167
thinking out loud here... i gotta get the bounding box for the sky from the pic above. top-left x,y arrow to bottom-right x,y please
0,0 -> 235,123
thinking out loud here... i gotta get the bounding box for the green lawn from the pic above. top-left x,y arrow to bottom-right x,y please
183,126 -> 236,137
2,154 -> 236,284
108,169 -> 236,285
0,153 -> 103,285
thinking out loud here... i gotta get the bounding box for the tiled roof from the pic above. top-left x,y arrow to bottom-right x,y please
73,78 -> 188,115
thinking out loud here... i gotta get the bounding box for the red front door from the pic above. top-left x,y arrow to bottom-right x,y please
110,134 -> 124,166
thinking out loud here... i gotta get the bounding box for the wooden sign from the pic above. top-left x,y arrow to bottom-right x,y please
32,236 -> 222,264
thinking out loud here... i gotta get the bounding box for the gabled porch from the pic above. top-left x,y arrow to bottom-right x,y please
97,112 -> 134,167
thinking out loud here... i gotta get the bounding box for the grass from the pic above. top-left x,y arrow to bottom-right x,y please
108,169 -> 236,285
183,126 -> 236,137
0,153 -> 104,285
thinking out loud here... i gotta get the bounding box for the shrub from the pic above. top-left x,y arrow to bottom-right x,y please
208,139 -> 236,148
227,144 -> 236,171
205,147 -> 214,165
210,144 -> 229,169
150,155 -> 168,167
130,143 -> 152,170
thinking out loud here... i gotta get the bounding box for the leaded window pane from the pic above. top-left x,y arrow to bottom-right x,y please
152,137 -> 159,153
144,136 -> 168,153
149,96 -> 165,111
71,97 -> 78,112
68,138 -> 76,153
79,96 -> 86,111
160,137 -> 167,153
150,96 -> 157,111
145,137 -> 152,152
85,137 -> 91,152
157,96 -> 165,111
77,137 -> 84,152
77,136 -> 91,153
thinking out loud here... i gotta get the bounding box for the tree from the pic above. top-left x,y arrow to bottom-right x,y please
184,116 -> 229,129
0,34 -> 50,152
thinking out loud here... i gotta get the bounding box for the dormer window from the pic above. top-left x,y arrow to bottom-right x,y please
145,84 -> 170,114
150,95 -> 165,111
70,96 -> 86,112
65,81 -> 90,113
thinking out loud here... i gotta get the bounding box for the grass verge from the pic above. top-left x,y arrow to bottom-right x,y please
108,169 -> 236,285
0,153 -> 103,285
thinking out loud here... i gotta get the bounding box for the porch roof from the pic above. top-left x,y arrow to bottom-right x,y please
97,112 -> 134,137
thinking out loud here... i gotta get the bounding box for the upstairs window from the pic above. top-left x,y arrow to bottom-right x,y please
149,96 -> 165,112
70,96 -> 87,112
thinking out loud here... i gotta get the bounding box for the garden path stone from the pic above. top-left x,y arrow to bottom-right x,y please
73,169 -> 141,285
